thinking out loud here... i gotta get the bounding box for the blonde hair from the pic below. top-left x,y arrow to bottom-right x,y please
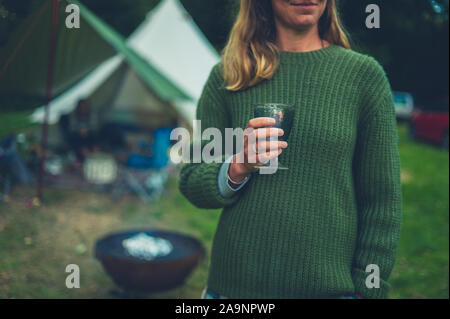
221,0 -> 351,91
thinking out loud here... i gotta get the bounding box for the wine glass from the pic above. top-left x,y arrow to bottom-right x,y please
253,103 -> 294,170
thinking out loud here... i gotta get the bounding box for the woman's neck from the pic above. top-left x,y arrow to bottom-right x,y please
275,25 -> 325,52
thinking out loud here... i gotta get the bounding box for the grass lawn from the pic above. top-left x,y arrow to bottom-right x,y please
0,177 -> 221,299
0,120 -> 448,298
390,124 -> 449,298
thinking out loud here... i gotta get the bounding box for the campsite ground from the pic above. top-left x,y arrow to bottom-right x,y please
0,122 -> 448,299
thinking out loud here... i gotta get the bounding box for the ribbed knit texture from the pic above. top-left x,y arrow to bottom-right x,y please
179,44 -> 402,299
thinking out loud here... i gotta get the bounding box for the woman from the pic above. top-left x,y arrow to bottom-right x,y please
180,0 -> 402,299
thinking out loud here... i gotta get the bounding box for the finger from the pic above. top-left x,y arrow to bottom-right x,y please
253,127 -> 284,139
247,117 -> 276,129
255,140 -> 288,153
247,149 -> 283,165
246,149 -> 281,166
252,149 -> 282,165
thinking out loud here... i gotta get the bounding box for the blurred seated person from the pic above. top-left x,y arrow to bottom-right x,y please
0,132 -> 33,201
59,99 -> 99,164
97,122 -> 127,152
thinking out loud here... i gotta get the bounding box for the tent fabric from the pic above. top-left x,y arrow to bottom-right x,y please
105,68 -> 179,128
30,0 -> 220,127
1,0 -> 191,116
0,0 -> 116,106
31,56 -> 123,124
127,0 -> 220,115
70,0 -> 191,102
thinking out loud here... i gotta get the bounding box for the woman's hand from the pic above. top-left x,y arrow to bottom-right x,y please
228,117 -> 287,184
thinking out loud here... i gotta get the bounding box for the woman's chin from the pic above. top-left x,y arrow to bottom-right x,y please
288,16 -> 318,30
290,22 -> 317,31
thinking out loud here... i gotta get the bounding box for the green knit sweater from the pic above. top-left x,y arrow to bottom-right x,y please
179,44 -> 402,299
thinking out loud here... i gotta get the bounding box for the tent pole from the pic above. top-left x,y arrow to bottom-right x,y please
37,0 -> 60,202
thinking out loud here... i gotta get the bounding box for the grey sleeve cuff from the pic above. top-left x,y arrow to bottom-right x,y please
217,155 -> 251,198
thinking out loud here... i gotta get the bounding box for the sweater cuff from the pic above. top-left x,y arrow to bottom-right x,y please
351,268 -> 391,299
218,155 -> 251,198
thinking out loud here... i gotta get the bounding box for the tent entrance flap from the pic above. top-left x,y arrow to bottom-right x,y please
105,67 -> 180,129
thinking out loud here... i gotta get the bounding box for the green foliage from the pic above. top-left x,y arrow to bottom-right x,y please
0,0 -> 35,46
180,0 -> 237,52
83,0 -> 236,52
339,0 -> 449,103
0,110 -> 35,138
82,0 -> 160,37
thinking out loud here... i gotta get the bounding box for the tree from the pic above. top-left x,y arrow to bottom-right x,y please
339,0 -> 449,103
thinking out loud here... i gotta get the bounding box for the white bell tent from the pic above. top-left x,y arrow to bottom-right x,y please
31,0 -> 220,130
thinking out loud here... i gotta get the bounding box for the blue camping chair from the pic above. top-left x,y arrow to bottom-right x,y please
116,127 -> 173,203
126,127 -> 172,170
150,127 -> 172,169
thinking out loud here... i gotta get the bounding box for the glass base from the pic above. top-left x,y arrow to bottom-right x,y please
255,165 -> 289,170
